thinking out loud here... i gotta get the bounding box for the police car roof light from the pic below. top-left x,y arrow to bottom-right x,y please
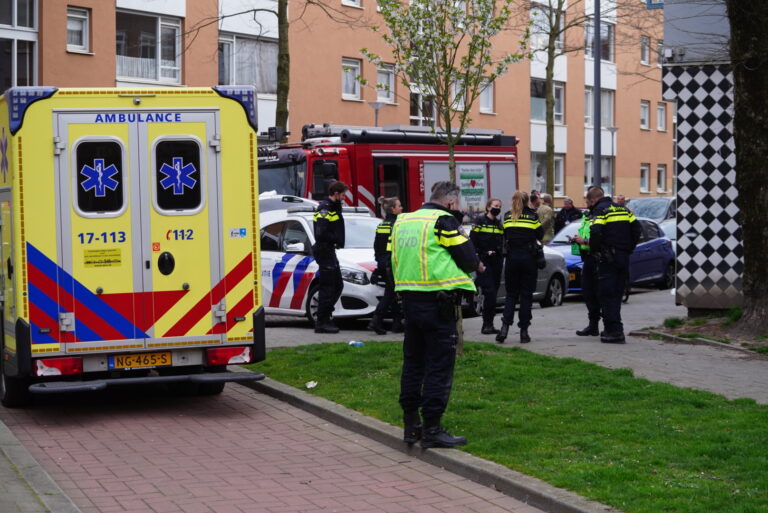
286,206 -> 316,213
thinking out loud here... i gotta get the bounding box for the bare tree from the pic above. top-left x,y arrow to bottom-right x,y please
512,0 -> 656,196
725,0 -> 768,334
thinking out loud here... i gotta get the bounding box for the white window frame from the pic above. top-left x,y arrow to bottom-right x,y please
640,163 -> 650,192
0,0 -> 37,88
640,35 -> 650,65
656,39 -> 664,66
479,80 -> 494,114
409,88 -> 435,127
657,164 -> 667,193
531,78 -> 564,124
452,81 -> 465,111
341,0 -> 362,7
532,152 -> 565,197
341,57 -> 362,100
585,87 -> 614,128
640,100 -> 650,130
584,87 -> 593,126
115,12 -> 181,84
585,19 -> 615,62
218,34 -> 278,94
67,7 -> 89,53
657,102 -> 667,131
584,155 -> 614,196
530,2 -> 564,51
376,64 -> 395,103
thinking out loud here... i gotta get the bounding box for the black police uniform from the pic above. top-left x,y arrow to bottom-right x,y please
577,207 -> 601,336
470,213 -> 504,333
312,198 -> 345,331
396,202 -> 479,448
368,213 -> 402,334
554,205 -> 583,234
497,206 -> 543,343
589,197 -> 641,343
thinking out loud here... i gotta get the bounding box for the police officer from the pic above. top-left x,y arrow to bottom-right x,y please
391,181 -> 482,449
368,196 -> 404,335
571,193 -> 601,337
587,186 -> 641,344
496,191 -> 543,344
312,181 -> 348,334
470,198 -> 504,335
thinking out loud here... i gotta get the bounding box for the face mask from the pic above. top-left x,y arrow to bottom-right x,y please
490,207 -> 501,217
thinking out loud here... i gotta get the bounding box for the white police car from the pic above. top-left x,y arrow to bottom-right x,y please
259,193 -> 382,322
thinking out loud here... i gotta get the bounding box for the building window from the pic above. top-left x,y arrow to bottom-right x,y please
584,155 -> 614,196
0,0 -> 36,91
584,87 -> 614,128
342,0 -> 362,7
640,163 -> 650,192
656,39 -> 664,66
530,2 -> 563,51
531,153 -> 564,197
376,64 -> 395,102
67,7 -> 90,53
585,20 -> 614,62
409,90 -> 435,127
452,81 -> 465,111
531,78 -> 564,123
640,35 -> 650,65
479,81 -> 494,113
218,35 -> 278,94
657,102 -> 667,131
657,164 -> 667,192
116,12 -> 181,83
341,58 -> 361,100
0,0 -> 34,28
640,100 -> 650,129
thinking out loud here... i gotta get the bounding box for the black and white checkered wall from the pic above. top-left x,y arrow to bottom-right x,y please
662,64 -> 743,310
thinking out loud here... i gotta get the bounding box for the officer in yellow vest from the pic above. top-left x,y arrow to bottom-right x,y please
571,196 -> 601,337
391,181 -> 483,449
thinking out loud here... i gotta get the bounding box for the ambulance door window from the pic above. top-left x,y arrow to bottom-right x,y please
311,160 -> 338,200
75,141 -> 125,214
154,140 -> 202,212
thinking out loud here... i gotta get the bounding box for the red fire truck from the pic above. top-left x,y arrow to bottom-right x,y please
258,124 -> 519,215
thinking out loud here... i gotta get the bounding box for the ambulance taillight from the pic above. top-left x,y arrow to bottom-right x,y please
206,347 -> 252,366
34,357 -> 84,377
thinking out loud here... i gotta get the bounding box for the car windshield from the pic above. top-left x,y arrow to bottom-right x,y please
659,219 -> 676,240
626,198 -> 671,220
344,217 -> 381,248
551,222 -> 581,244
258,161 -> 307,197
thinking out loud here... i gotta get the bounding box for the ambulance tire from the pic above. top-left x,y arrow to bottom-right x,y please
305,283 -> 320,325
1,362 -> 30,408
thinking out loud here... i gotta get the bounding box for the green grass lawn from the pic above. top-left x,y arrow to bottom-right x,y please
246,341 -> 768,513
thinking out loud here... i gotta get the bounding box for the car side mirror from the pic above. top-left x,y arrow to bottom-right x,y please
285,242 -> 305,253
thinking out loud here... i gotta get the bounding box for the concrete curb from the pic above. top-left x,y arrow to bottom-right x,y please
0,420 -> 82,513
239,376 -> 622,513
629,329 -> 761,356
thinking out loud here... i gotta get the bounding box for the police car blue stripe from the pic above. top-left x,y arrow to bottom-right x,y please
27,243 -> 148,340
271,253 -> 296,290
292,257 -> 314,290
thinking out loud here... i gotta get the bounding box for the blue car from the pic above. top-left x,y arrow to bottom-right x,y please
548,217 -> 675,294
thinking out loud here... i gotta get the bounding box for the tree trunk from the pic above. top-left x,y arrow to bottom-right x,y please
544,41 -> 556,197
726,1 -> 768,334
275,0 -> 290,141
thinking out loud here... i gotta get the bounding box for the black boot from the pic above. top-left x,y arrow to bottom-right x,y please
391,317 -> 404,333
314,318 -> 339,334
367,314 -> 387,335
481,318 -> 499,335
420,417 -> 466,448
495,322 -> 509,343
600,331 -> 626,344
576,323 -> 599,336
403,411 -> 422,444
520,328 -> 531,343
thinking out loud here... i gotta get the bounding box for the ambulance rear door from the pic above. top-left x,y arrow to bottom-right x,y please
52,109 -> 223,353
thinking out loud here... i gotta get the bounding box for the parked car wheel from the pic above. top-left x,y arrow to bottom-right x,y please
539,276 -> 565,308
305,283 -> 320,324
659,262 -> 675,290
1,360 -> 30,408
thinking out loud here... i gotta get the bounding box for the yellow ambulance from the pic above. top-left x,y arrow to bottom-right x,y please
0,87 -> 265,407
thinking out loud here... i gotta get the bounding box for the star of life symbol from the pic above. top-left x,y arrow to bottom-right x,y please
80,158 -> 119,197
0,128 -> 8,182
159,157 -> 197,195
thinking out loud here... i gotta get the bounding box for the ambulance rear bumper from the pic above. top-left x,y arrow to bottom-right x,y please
27,370 -> 265,394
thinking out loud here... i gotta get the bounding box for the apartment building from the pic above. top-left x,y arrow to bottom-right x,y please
1,0 -> 672,202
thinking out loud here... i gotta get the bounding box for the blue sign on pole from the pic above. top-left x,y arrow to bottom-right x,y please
646,0 -> 664,9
